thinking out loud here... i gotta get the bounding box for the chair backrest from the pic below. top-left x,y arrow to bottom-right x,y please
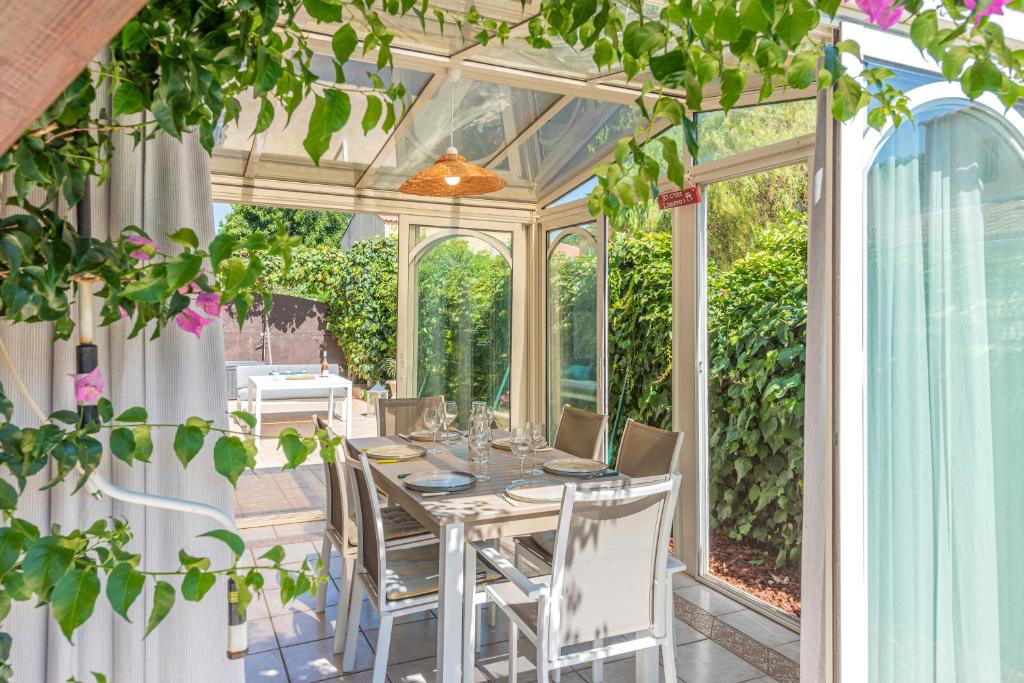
615,419 -> 685,478
546,474 -> 681,653
552,404 -> 607,461
376,396 -> 442,436
315,416 -> 353,547
345,447 -> 388,599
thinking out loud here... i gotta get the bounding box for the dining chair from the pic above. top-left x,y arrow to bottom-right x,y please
477,474 -> 684,683
311,417 -> 434,655
552,404 -> 608,461
341,451 -> 501,683
375,396 -> 443,436
517,419 -> 685,567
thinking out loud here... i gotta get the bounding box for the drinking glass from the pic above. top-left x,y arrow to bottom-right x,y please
443,400 -> 458,441
510,426 -> 530,477
526,421 -> 546,475
469,423 -> 491,482
423,407 -> 442,455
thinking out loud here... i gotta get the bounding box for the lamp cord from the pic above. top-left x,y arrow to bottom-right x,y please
449,83 -> 454,151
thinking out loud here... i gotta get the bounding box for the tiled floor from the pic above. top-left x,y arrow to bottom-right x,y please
239,523 -> 801,683
234,397 -> 378,520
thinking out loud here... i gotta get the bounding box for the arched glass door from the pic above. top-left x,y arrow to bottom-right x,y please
546,224 -> 602,433
863,86 -> 1024,681
410,229 -> 513,429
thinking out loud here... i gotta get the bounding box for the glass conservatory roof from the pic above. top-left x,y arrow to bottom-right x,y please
210,0 -> 821,206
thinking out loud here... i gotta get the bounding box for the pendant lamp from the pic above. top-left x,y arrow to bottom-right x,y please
399,70 -> 507,197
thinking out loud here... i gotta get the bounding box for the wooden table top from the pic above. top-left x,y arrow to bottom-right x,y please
348,435 -> 624,542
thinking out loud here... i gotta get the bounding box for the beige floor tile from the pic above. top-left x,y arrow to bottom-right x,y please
273,607 -> 336,648
276,521 -> 327,536
264,579 -> 340,616
281,634 -> 375,682
673,639 -> 763,683
363,618 -> 440,665
575,657 -> 674,683
675,585 -> 746,616
718,610 -> 798,649
674,618 -> 706,646
245,648 -> 289,682
672,572 -> 699,589
248,616 -> 280,655
242,525 -> 282,543
357,598 -> 434,631
773,640 -> 799,663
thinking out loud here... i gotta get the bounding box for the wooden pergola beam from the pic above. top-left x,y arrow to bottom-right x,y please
0,0 -> 147,155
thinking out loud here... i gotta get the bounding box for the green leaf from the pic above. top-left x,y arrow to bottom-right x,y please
106,562 -> 145,621
144,581 -> 175,637
332,24 -> 359,64
97,398 -> 113,423
739,0 -> 771,33
200,529 -> 246,559
941,46 -> 971,81
909,11 -> 938,51
786,51 -> 817,89
109,427 -> 136,464
0,529 -> 25,573
361,95 -> 383,134
173,425 -> 205,467
649,50 -> 687,88
132,425 -> 153,463
120,20 -> 146,51
260,546 -> 285,564
0,479 -> 18,510
719,68 -> 747,110
167,228 -> 199,250
112,83 -> 145,117
304,0 -> 342,23
623,20 -> 666,58
214,436 -> 249,485
254,98 -> 275,135
51,569 -> 100,641
114,407 -> 148,423
182,568 -> 216,602
230,411 -> 257,429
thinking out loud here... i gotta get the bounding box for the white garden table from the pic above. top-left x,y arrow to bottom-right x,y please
347,435 -> 660,683
246,373 -> 353,439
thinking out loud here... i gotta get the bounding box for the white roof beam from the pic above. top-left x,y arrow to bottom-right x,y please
484,95 -> 571,170
450,13 -> 539,62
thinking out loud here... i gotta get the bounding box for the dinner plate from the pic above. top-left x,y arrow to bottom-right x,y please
364,444 -> 426,461
505,479 -> 565,504
404,470 -> 477,493
408,429 -> 459,442
542,458 -> 608,476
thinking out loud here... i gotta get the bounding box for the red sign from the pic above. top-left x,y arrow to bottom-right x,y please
657,186 -> 701,210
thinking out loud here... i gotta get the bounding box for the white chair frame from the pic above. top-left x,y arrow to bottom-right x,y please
478,474 -> 683,683
342,452 -> 493,683
312,418 -> 435,656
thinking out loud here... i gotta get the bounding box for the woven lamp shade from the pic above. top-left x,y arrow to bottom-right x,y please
399,147 -> 507,197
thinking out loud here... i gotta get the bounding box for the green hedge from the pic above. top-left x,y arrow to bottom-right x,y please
706,212 -> 806,567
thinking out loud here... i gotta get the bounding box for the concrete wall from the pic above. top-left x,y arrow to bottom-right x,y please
221,293 -> 342,366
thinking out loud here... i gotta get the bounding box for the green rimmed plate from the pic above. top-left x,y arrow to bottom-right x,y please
505,479 -> 565,504
364,444 -> 426,461
404,470 -> 477,493
541,458 -> 608,476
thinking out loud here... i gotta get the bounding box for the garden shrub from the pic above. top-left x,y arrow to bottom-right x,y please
706,211 -> 807,567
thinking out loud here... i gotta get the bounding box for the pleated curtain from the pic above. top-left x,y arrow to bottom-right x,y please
0,122 -> 241,681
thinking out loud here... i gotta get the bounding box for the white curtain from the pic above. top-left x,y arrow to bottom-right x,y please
866,104 -> 1015,681
1,124 -> 241,680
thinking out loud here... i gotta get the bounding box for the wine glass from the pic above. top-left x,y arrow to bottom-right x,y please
526,421 -> 546,475
443,400 -> 458,441
423,407 -> 442,455
509,426 -> 530,477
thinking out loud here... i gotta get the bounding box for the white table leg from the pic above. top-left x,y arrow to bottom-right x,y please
253,387 -> 262,440
437,523 -> 465,683
462,540 -> 477,683
345,386 -> 353,438
635,645 -> 658,683
328,388 -> 335,429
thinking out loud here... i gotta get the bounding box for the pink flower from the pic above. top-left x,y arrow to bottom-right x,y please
175,307 -> 215,339
854,0 -> 903,28
196,291 -> 221,316
118,306 -> 128,319
124,234 -> 157,261
71,367 -> 104,403
178,281 -> 200,295
965,0 -> 1008,19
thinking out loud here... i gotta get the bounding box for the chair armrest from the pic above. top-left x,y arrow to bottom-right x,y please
472,542 -> 548,600
666,555 -> 688,575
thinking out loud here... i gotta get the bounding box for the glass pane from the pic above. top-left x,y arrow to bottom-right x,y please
475,36 -> 603,79
508,99 -> 639,191
606,201 -> 672,460
370,79 -> 559,190
867,100 -> 1024,681
696,99 -> 815,163
704,164 -> 808,617
414,233 -> 512,429
547,228 -> 599,435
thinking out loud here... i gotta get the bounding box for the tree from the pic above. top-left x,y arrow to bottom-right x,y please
219,204 -> 352,248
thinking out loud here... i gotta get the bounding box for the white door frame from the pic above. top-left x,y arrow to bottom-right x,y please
675,133 -> 815,628
396,214 -> 529,427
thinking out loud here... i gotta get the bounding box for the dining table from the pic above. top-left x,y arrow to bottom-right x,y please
346,434 -> 662,683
